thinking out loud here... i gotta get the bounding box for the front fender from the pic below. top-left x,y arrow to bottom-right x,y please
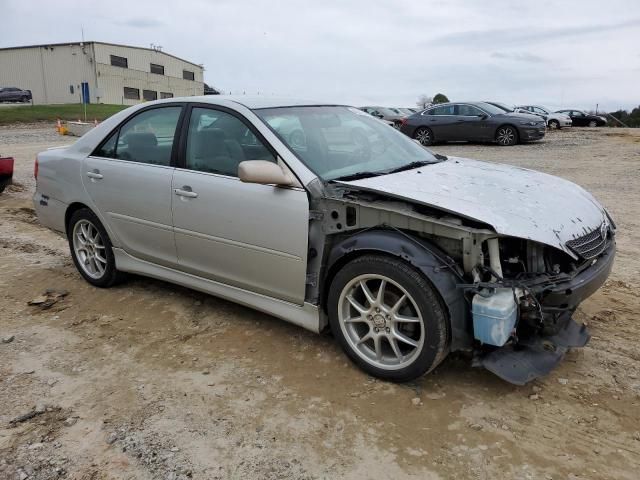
324,230 -> 472,351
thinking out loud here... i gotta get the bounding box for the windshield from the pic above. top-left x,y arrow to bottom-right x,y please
477,102 -> 508,115
490,102 -> 514,112
256,106 -> 439,181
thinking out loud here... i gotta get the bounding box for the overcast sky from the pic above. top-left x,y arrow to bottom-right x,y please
1,0 -> 639,111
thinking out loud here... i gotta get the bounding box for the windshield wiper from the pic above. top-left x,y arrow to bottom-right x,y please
331,171 -> 384,182
386,160 -> 439,174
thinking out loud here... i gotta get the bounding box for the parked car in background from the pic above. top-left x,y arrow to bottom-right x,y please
360,106 -> 405,128
0,86 -> 32,103
516,105 -> 572,129
397,108 -> 418,116
33,96 -> 615,385
556,109 -> 607,127
400,101 -> 546,146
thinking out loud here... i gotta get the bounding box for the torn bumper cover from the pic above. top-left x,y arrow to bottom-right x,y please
480,241 -> 615,385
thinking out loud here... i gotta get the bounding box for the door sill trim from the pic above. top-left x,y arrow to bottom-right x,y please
113,248 -> 324,333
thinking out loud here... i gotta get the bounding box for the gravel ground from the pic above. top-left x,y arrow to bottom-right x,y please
1,124 -> 640,479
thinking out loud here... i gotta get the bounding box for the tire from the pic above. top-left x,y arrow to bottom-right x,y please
328,254 -> 449,382
496,125 -> 518,146
588,120 -> 597,127
548,120 -> 560,129
22,96 -> 30,103
67,208 -> 124,288
413,127 -> 433,146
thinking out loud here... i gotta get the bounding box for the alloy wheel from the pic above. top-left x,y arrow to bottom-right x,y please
414,128 -> 431,146
588,121 -> 597,127
72,219 -> 107,279
497,127 -> 516,146
338,274 -> 425,370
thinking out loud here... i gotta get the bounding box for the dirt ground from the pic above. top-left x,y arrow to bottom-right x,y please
1,124 -> 639,480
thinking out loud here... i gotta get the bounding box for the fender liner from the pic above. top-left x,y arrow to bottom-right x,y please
324,230 -> 472,351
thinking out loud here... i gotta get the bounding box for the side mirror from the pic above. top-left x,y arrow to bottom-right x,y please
238,160 -> 293,186
478,114 -> 489,120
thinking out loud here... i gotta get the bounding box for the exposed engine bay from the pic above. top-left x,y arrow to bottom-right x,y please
309,177 -> 616,384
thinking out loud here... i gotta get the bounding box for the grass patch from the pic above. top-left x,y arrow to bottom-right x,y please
0,104 -> 128,125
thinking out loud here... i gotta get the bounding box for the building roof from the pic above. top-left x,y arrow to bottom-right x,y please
0,41 -> 203,69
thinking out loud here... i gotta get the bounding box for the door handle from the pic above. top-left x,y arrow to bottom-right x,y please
174,187 -> 198,198
86,171 -> 103,180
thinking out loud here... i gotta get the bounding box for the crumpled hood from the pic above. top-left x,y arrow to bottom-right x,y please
338,157 -> 609,256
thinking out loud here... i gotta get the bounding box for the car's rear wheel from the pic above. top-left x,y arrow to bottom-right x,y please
496,125 -> 518,146
548,119 -> 560,129
328,254 -> 449,382
413,127 -> 433,146
588,120 -> 597,127
68,208 -> 123,288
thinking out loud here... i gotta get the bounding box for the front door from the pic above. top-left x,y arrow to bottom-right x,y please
171,106 -> 309,304
83,105 -> 183,267
450,104 -> 490,141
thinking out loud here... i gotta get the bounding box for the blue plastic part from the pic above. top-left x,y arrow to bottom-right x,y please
472,288 -> 517,346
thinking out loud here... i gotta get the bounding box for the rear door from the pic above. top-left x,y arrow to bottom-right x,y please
421,104 -> 456,140
171,105 -> 309,304
83,105 -> 183,267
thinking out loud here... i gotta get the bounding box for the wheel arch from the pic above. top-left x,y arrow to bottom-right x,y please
322,229 -> 471,351
65,202 -> 91,234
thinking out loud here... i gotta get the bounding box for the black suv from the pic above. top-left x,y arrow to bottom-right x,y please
0,87 -> 32,103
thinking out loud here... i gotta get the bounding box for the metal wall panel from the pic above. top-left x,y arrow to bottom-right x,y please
0,42 -> 204,105
0,44 -> 96,104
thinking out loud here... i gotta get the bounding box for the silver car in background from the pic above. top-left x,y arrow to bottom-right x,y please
34,96 -> 615,385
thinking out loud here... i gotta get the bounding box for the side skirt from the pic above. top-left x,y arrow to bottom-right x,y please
113,248 -> 323,333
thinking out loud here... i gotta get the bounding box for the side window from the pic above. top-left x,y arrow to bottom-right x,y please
185,107 -> 276,176
533,107 -> 546,114
97,107 -> 181,166
95,131 -> 117,158
429,105 -> 455,116
457,105 -> 483,116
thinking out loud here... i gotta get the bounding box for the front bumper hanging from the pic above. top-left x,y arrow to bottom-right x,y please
480,312 -> 590,385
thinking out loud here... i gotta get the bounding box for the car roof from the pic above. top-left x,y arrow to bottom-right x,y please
174,95 -> 345,110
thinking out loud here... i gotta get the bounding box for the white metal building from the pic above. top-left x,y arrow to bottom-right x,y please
0,41 -> 205,105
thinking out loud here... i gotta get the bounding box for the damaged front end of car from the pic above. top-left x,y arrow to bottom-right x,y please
460,226 -> 615,385
309,167 -> 616,385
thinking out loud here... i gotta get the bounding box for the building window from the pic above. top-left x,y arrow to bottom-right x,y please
143,90 -> 158,101
183,70 -> 195,81
110,55 -> 128,68
123,87 -> 140,100
69,85 -> 74,94
150,63 -> 164,75
160,92 -> 173,99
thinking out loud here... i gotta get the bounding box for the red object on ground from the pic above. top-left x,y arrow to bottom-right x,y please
0,156 -> 15,193
0,156 -> 14,176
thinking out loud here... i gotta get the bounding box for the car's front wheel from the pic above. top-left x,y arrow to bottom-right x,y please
548,119 -> 560,129
588,120 -> 597,127
496,125 -> 518,146
328,254 -> 449,382
68,208 -> 123,287
413,127 -> 433,146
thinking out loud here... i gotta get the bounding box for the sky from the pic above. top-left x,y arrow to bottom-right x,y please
1,0 -> 639,112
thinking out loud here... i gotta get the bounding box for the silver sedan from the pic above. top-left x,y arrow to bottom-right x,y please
34,96 -> 615,385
